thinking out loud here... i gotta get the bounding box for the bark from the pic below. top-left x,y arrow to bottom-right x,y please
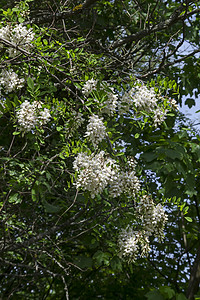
186,245 -> 200,300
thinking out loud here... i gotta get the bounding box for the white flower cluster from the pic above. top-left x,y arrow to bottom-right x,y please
85,114 -> 106,147
137,195 -> 168,241
170,99 -> 179,110
0,69 -> 25,93
118,227 -> 150,262
118,196 -> 167,262
0,24 -> 35,57
119,85 -> 169,127
130,86 -> 158,113
16,100 -> 51,131
153,107 -> 168,128
100,84 -> 118,116
73,151 -> 140,199
73,151 -> 118,198
82,79 -> 97,96
109,170 -> 140,198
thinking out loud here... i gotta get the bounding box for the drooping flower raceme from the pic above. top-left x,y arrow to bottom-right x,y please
109,170 -> 140,198
100,83 -> 118,115
153,107 -> 168,128
73,151 -> 119,198
118,227 -> 150,262
82,79 -> 97,96
137,195 -> 168,241
118,91 -> 133,114
118,196 -> 167,262
85,114 -> 107,147
0,69 -> 25,93
130,86 -> 158,113
16,100 -> 51,131
0,24 -> 35,57
153,203 -> 168,242
118,85 -> 171,127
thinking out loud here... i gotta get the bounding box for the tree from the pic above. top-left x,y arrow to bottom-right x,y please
0,0 -> 200,299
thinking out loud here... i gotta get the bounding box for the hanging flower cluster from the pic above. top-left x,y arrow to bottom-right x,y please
109,170 -> 140,198
73,151 -> 140,199
137,195 -> 168,241
16,100 -> 51,131
118,195 -> 168,262
119,85 -> 171,127
118,227 -> 150,263
0,69 -> 25,93
73,151 -> 119,198
82,79 -> 97,96
82,80 -> 177,128
0,24 -> 35,57
85,114 -> 107,147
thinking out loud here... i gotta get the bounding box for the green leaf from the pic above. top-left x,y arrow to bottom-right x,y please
185,217 -> 192,222
185,98 -> 195,108
135,133 -> 140,139
13,131 -> 21,135
9,193 -> 21,204
74,256 -> 92,269
145,290 -> 164,300
27,77 -> 34,90
31,188 -> 37,202
110,256 -> 122,271
142,152 -> 157,162
43,200 -> 60,213
18,17 -> 25,23
159,286 -> 175,299
176,293 -> 188,300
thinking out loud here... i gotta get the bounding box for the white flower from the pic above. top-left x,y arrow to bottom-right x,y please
118,227 -> 139,262
109,170 -> 140,198
101,91 -> 118,115
0,69 -> 25,93
153,107 -> 168,127
137,195 -> 168,240
130,86 -> 157,113
85,114 -> 106,147
16,100 -> 51,131
39,108 -> 51,125
100,84 -> 118,115
82,79 -> 97,96
16,100 -> 37,131
118,227 -> 150,262
0,24 -> 34,57
170,99 -> 179,110
73,151 -> 119,198
153,203 -> 168,241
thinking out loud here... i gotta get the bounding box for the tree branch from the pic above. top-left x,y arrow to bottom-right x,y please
111,4 -> 199,49
25,0 -> 99,25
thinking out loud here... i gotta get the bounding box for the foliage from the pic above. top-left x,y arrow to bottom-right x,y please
0,1 -> 200,299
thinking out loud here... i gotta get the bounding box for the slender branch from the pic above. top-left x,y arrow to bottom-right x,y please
24,0 -> 99,25
111,4 -> 199,49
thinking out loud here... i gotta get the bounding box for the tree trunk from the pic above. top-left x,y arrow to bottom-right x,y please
186,245 -> 200,300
